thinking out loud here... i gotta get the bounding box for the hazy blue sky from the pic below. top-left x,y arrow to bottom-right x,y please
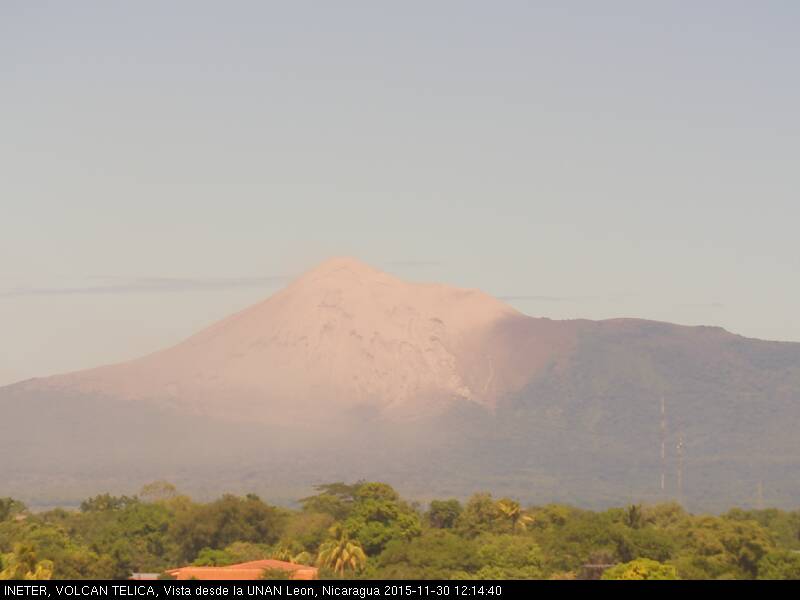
2,1 -> 799,385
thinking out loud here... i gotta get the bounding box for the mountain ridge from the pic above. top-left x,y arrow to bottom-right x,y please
16,257 -> 538,422
2,258 -> 799,510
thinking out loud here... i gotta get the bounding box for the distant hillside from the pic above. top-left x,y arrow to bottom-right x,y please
1,258 -> 799,510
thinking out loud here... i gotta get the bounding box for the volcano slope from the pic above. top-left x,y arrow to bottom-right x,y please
2,258 -> 799,510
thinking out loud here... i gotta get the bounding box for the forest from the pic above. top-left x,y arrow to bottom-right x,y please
1,481 -> 800,580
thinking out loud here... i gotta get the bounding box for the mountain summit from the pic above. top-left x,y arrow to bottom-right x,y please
25,258 -> 530,422
3,258 -> 800,509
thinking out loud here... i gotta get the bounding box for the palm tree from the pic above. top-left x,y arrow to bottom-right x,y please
496,498 -> 534,533
270,546 -> 312,566
269,545 -> 295,562
316,525 -> 367,575
292,551 -> 313,566
624,504 -> 644,529
0,544 -> 53,580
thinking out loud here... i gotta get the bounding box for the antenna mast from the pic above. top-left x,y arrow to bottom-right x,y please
660,394 -> 666,493
676,434 -> 684,504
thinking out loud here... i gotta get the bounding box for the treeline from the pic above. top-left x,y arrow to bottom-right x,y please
2,482 -> 800,580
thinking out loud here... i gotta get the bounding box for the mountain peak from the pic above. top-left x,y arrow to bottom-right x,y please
305,256 -> 381,275
31,256 -> 532,422
292,257 -> 396,288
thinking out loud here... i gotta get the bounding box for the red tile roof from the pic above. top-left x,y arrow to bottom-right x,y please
166,559 -> 318,581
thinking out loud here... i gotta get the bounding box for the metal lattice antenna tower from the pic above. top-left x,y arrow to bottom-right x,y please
676,434 -> 685,504
660,395 -> 666,493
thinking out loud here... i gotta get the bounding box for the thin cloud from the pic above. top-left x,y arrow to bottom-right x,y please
384,260 -> 441,268
0,275 -> 290,298
498,295 -> 590,303
499,292 -> 638,303
676,302 -> 725,309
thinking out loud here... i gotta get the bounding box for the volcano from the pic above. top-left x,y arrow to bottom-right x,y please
2,258 -> 800,510
20,257 -> 533,422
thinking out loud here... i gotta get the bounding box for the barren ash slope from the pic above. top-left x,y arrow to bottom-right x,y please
2,258 -> 800,510
12,257 -> 570,422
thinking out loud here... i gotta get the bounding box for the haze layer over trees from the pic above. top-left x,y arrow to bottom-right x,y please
2,482 -> 800,580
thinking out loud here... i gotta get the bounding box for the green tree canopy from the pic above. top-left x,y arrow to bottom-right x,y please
0,499 -> 26,522
343,483 -> 421,555
427,500 -> 462,529
80,494 -> 138,513
378,530 -> 480,579
455,493 -> 504,538
601,558 -> 680,580
139,481 -> 179,503
757,550 -> 800,580
300,482 -> 363,521
170,494 -> 286,562
0,543 -> 54,580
